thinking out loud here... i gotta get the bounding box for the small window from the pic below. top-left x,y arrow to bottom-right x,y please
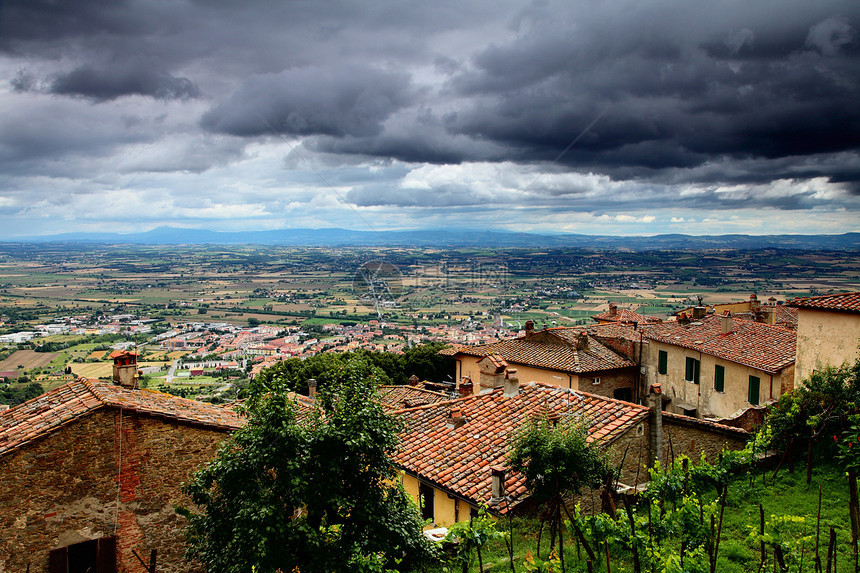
50,537 -> 116,573
748,375 -> 760,405
685,357 -> 700,384
714,365 -> 725,393
658,350 -> 668,375
592,377 -> 601,385
613,387 -> 633,402
419,482 -> 435,522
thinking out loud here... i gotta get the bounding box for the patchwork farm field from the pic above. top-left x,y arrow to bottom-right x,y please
0,349 -> 60,371
0,243 -> 858,389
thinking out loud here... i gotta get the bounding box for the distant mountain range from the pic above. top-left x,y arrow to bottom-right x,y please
4,227 -> 860,250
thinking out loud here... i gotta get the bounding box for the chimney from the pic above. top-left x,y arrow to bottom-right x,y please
458,376 -> 474,397
720,311 -> 733,335
576,332 -> 590,351
112,351 -> 138,389
648,384 -> 663,468
691,306 -> 706,320
491,465 -> 506,499
446,406 -> 466,429
750,293 -> 760,311
408,374 -> 420,387
609,303 -> 617,316
307,378 -> 317,399
503,369 -> 519,397
525,320 -> 535,337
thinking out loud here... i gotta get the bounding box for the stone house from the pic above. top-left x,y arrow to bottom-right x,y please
789,291 -> 860,385
642,313 -> 796,420
392,377 -> 748,527
0,378 -> 243,573
443,322 -> 638,402
591,303 -> 661,326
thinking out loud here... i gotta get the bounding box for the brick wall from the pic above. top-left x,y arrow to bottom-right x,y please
0,408 -> 229,573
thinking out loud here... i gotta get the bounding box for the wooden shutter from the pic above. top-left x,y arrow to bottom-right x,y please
98,537 -> 117,573
49,547 -> 68,573
749,376 -> 760,405
658,351 -> 667,374
714,365 -> 725,392
419,482 -> 435,522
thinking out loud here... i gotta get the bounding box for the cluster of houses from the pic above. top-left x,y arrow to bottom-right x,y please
1,292 -> 858,572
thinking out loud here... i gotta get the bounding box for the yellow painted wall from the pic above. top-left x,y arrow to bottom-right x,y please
646,340 -> 789,419
795,309 -> 860,386
458,355 -> 575,389
400,473 -> 475,527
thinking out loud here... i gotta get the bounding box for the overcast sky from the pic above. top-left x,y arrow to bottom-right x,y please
1,0 -> 858,238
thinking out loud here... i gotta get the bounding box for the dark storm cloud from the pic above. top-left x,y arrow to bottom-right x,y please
0,0 -> 858,236
201,66 -> 415,138
48,66 -> 199,102
438,5 -> 860,187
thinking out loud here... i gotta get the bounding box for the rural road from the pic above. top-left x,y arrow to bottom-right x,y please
164,359 -> 179,384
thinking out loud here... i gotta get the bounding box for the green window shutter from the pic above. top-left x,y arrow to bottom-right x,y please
749,375 -> 760,405
658,350 -> 668,374
714,365 -> 725,392
685,357 -> 699,383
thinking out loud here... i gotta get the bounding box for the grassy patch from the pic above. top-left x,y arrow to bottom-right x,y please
431,463 -> 856,572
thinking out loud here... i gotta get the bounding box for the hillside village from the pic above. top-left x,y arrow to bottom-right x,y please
1,290 -> 859,572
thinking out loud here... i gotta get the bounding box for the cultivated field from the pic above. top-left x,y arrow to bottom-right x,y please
0,350 -> 60,371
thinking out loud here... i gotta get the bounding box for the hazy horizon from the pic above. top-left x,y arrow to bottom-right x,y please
1,1 -> 858,238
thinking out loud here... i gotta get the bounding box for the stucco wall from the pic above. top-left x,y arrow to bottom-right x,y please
645,340 -> 789,419
458,355 -> 635,399
795,309 -> 860,386
0,409 -> 229,573
400,473 -> 476,527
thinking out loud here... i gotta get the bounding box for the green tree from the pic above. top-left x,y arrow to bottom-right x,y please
761,359 -> 860,483
250,352 -> 392,396
508,415 -> 610,571
179,357 -> 437,573
0,382 -> 44,405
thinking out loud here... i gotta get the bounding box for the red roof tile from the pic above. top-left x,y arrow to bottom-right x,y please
591,308 -> 660,325
450,328 -> 635,374
0,379 -> 245,457
392,381 -> 649,513
789,291 -> 860,314
643,315 -> 795,374
377,385 -> 452,410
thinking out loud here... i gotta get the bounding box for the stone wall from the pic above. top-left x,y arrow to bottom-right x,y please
0,409 -> 229,573
660,413 -> 749,463
583,368 -> 637,401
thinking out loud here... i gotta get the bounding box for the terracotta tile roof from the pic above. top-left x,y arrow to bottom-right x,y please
643,315 -> 795,374
0,379 -> 244,457
662,411 -> 749,437
392,381 -> 649,513
377,385 -> 453,410
450,328 -> 636,375
592,308 -> 660,325
788,292 -> 860,314
585,322 -> 649,342
774,306 -> 798,329
108,350 -> 138,359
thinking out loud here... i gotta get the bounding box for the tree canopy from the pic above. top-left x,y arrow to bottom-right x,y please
249,342 -> 453,396
179,356 -> 437,573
